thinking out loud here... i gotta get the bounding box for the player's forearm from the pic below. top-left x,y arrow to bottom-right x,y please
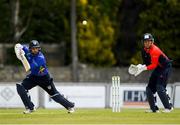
146,63 -> 157,70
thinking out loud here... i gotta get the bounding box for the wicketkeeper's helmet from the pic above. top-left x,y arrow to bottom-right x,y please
142,33 -> 154,42
29,40 -> 41,49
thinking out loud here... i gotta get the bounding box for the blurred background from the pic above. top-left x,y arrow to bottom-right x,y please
0,0 -> 180,109
0,0 -> 180,83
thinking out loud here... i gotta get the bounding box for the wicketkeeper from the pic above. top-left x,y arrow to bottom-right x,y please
128,33 -> 173,113
15,40 -> 75,114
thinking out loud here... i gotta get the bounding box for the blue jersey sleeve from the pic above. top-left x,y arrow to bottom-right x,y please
22,49 -> 48,76
22,45 -> 30,54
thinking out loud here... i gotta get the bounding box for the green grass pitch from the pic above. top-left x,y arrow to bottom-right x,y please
0,108 -> 180,124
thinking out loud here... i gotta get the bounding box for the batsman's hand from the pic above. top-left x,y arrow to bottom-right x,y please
15,43 -> 23,50
14,43 -> 25,60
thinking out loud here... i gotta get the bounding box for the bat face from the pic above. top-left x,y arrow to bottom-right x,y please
21,54 -> 30,72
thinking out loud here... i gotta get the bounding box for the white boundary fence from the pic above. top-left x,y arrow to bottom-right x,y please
0,83 -> 38,108
0,82 -> 180,108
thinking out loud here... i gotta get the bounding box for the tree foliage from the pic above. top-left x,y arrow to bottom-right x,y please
77,0 -> 120,66
0,0 -> 180,66
134,0 -> 180,66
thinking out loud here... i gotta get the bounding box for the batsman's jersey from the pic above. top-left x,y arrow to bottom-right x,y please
23,46 -> 48,76
141,44 -> 171,70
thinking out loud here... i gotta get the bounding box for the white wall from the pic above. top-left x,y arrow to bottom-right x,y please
113,84 -> 172,108
0,83 -> 38,108
0,82 -> 179,108
43,85 -> 106,108
174,83 -> 180,108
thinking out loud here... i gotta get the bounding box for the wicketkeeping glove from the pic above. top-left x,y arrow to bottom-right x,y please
134,64 -> 147,76
128,64 -> 138,75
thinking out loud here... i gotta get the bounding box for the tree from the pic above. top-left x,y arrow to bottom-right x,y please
0,0 -> 11,42
10,0 -> 34,42
135,0 -> 180,66
77,0 -> 119,66
0,0 -> 180,67
114,0 -> 144,66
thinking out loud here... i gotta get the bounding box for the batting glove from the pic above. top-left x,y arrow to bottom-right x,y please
14,43 -> 25,60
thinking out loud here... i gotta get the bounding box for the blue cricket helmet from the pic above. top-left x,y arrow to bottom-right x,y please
29,40 -> 41,49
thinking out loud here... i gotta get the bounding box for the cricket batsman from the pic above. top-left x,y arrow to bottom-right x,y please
129,33 -> 173,113
14,40 -> 75,114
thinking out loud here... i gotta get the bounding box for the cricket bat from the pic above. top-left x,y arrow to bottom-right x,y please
20,54 -> 30,72
14,44 -> 30,72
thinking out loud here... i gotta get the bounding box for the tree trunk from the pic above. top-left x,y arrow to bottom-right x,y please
10,0 -> 32,42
